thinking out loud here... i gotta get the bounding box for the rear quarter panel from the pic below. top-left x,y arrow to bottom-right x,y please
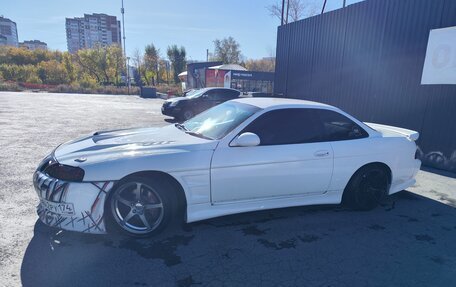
328,136 -> 418,193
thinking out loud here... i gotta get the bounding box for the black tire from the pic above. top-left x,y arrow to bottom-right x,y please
342,165 -> 389,211
105,176 -> 176,238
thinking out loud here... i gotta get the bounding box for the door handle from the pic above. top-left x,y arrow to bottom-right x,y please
314,150 -> 330,157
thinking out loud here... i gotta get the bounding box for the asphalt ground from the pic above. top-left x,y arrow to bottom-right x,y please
0,92 -> 455,287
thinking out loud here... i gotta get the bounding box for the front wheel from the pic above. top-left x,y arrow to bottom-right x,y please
342,166 -> 389,211
106,176 -> 175,237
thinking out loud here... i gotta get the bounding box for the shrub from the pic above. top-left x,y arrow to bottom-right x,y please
37,60 -> 69,85
0,81 -> 22,91
0,64 -> 38,83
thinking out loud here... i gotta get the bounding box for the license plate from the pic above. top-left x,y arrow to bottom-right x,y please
41,200 -> 75,216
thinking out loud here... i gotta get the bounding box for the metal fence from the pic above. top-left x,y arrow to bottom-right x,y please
274,0 -> 456,173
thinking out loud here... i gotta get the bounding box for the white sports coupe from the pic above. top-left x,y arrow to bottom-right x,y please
34,98 -> 421,237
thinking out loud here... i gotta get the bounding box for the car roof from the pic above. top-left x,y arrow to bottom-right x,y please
206,87 -> 239,91
231,97 -> 334,110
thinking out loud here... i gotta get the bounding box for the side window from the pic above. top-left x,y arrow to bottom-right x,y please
203,89 -> 222,100
210,89 -> 238,101
316,109 -> 368,141
242,109 -> 325,145
226,89 -> 240,99
203,90 -> 216,99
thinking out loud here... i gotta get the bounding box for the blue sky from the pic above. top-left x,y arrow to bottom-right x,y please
3,0 -> 363,60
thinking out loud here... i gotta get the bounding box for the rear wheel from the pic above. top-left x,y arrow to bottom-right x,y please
342,165 -> 389,211
106,176 -> 175,237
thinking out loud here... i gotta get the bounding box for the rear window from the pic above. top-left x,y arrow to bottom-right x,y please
316,109 -> 369,141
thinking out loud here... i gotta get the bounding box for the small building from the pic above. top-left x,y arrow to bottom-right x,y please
185,62 -> 274,93
19,40 -> 47,50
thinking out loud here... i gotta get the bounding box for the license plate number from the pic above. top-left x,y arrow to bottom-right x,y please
41,200 -> 75,215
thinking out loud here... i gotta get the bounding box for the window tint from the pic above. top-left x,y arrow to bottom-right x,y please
207,89 -> 239,100
225,89 -> 240,98
202,90 -> 216,99
316,109 -> 368,141
184,102 -> 260,140
242,109 -> 325,145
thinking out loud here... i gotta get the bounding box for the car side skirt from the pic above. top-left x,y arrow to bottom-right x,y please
186,190 -> 343,223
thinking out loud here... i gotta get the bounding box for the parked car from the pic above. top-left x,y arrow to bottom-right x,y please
247,92 -> 273,97
161,87 -> 241,121
34,98 -> 421,237
182,89 -> 196,97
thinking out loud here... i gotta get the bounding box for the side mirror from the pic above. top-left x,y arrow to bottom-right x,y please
201,94 -> 209,99
231,132 -> 261,147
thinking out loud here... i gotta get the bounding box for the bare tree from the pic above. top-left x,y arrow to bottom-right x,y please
131,48 -> 144,86
266,0 -> 318,24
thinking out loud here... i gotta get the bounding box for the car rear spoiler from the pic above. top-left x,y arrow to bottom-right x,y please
364,122 -> 420,141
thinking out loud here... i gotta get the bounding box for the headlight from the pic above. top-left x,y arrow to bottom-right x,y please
38,154 -> 56,171
44,163 -> 85,182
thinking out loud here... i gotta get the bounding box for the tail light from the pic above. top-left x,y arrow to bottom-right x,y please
415,147 -> 420,159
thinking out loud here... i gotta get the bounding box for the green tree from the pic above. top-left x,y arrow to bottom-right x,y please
0,45 -> 125,87
74,48 -> 103,83
37,60 -> 69,85
74,45 -> 124,85
212,37 -> 242,64
106,45 -> 124,85
144,44 -> 160,86
158,60 -> 170,85
166,45 -> 186,84
0,64 -> 40,83
62,52 -> 76,83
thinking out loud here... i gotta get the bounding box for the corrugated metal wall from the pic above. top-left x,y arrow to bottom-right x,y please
275,0 -> 456,173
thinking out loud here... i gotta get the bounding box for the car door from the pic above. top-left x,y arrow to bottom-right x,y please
195,89 -> 218,113
210,108 -> 334,203
314,109 -> 372,191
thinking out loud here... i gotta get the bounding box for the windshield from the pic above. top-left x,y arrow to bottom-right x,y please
186,88 -> 210,99
181,101 -> 260,140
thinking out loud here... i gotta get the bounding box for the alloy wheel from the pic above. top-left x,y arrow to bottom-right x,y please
110,181 -> 164,235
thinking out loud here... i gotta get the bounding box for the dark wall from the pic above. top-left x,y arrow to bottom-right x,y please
275,0 -> 456,173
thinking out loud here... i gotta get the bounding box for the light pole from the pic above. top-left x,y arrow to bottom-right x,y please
127,56 -> 130,95
121,0 -> 129,93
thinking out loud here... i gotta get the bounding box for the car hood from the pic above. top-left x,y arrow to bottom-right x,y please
165,97 -> 188,104
54,125 -> 218,166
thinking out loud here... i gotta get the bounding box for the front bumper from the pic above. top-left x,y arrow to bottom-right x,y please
161,104 -> 180,117
34,171 -> 115,234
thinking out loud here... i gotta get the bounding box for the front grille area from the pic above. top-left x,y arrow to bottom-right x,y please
34,171 -> 69,202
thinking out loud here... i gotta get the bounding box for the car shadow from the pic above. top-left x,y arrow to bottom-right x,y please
21,191 -> 456,287
421,166 -> 456,179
